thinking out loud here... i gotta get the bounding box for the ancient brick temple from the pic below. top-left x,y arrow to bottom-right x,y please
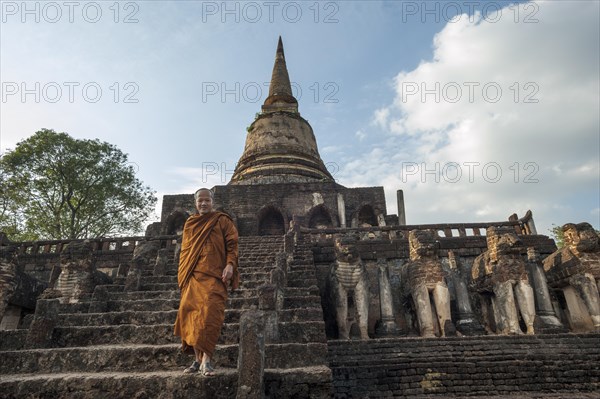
1,37 -> 599,398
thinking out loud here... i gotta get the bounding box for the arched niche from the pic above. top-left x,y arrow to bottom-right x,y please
164,211 -> 190,235
357,204 -> 378,227
308,204 -> 334,229
257,205 -> 286,236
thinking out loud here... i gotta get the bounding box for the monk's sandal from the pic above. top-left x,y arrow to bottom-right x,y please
201,362 -> 216,376
184,361 -> 200,374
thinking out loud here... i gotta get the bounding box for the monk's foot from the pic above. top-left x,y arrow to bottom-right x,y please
201,362 -> 216,376
183,360 -> 200,374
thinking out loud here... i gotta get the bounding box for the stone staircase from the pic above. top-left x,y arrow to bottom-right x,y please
0,235 -> 331,398
262,234 -> 332,397
328,333 -> 600,398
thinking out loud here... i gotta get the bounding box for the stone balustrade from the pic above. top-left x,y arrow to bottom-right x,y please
13,235 -> 179,257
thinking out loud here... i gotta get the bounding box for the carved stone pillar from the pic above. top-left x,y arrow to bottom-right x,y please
376,259 -> 398,336
448,251 -> 484,335
258,284 -> 279,343
237,310 -> 266,399
337,193 -> 346,228
527,247 -> 566,333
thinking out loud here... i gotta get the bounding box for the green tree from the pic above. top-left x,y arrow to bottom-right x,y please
0,129 -> 157,240
550,224 -> 565,248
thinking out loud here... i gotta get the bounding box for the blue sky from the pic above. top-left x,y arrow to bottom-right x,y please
1,0 -> 599,236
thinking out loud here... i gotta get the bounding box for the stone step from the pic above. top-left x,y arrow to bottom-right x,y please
140,278 -> 268,292
57,302 -> 91,314
0,369 -> 238,399
240,245 -> 280,251
264,365 -> 332,398
107,299 -> 180,312
107,288 -> 268,301
58,310 -> 179,327
237,271 -> 270,282
287,264 -> 315,271
287,270 -> 319,282
287,278 -> 318,288
236,279 -> 267,289
108,290 -> 180,301
51,320 -> 324,348
289,259 -> 313,266
238,266 -> 277,274
51,324 -> 231,347
140,269 -> 177,277
0,342 -> 328,374
119,268 -> 275,286
139,282 -> 179,291
139,275 -> 178,285
283,295 -> 321,309
105,296 -> 258,312
58,307 -> 324,328
96,284 -> 125,293
0,330 -> 27,351
284,286 -> 320,297
277,321 -> 327,343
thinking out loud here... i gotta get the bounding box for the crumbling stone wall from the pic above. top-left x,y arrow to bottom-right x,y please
0,245 -> 18,327
1,242 -> 47,330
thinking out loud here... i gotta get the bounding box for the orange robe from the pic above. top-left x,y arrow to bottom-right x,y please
173,211 -> 239,358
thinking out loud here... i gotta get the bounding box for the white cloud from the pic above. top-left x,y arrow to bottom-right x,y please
355,130 -> 367,141
340,0 -> 600,234
372,107 -> 390,130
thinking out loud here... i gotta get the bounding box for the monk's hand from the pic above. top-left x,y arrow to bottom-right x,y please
222,264 -> 234,286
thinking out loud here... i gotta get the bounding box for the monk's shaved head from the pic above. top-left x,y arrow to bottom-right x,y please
194,188 -> 214,201
194,188 -> 214,215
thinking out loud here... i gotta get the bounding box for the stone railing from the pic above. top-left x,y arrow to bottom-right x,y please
300,210 -> 538,240
12,235 -> 180,257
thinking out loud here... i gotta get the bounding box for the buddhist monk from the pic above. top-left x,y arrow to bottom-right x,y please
174,188 -> 239,376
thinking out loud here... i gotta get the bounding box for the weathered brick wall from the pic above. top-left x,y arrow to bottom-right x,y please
160,194 -> 194,224
328,334 -> 600,397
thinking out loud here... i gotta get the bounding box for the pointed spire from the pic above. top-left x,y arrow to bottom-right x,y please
230,36 -> 334,185
262,36 -> 298,113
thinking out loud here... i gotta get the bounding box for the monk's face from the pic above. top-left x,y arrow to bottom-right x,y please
195,190 -> 213,215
